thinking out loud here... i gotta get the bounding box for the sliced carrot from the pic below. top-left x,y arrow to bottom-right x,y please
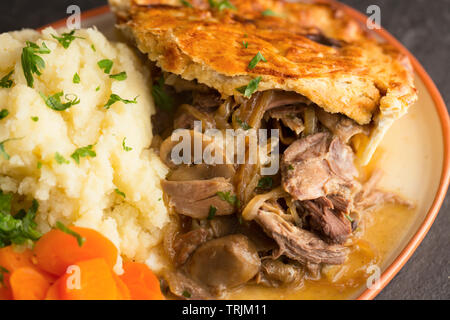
0,246 -> 36,272
0,246 -> 52,290
34,226 -> 118,276
114,275 -> 131,300
119,261 -> 164,300
59,258 -> 119,300
45,278 -> 62,300
9,267 -> 52,300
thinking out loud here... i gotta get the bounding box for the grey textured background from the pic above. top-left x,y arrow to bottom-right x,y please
0,0 -> 448,300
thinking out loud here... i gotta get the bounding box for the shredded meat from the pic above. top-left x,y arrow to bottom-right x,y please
282,132 -> 359,201
161,178 -> 236,219
265,105 -> 305,135
303,197 -> 352,244
255,209 -> 348,265
354,170 -> 414,212
316,109 -> 369,143
328,194 -> 352,213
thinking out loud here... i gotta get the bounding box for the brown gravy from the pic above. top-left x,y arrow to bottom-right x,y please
225,204 -> 415,299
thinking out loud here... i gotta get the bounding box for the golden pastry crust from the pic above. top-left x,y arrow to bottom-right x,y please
111,0 -> 416,125
110,0 -> 417,163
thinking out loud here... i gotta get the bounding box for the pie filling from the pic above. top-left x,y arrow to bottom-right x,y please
152,71 -> 412,299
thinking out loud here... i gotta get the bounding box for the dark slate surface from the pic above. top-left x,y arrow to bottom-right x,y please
0,0 -> 448,300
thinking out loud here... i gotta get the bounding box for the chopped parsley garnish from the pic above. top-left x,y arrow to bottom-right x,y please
235,116 -> 251,130
52,30 -> 84,49
0,70 -> 14,88
257,176 -> 273,190
262,9 -> 279,16
0,109 -> 9,120
114,188 -> 126,198
0,191 -> 11,216
0,266 -> 9,287
0,143 -> 8,160
207,205 -> 217,220
104,94 -> 138,109
37,161 -> 42,169
345,214 -> 354,223
182,290 -> 191,298
242,41 -> 249,48
31,116 -> 39,122
0,138 -> 22,160
21,41 -> 51,88
217,191 -> 239,207
180,0 -> 193,7
151,77 -> 173,111
122,138 -> 132,152
248,51 -> 267,70
288,164 -> 294,171
97,59 -> 113,74
236,76 -> 262,98
71,145 -> 96,164
73,72 -> 80,84
0,139 -> 15,160
91,44 -> 96,52
54,152 -> 70,165
55,221 -> 85,247
0,193 -> 41,248
40,91 -> 80,111
109,71 -> 127,81
208,0 -> 236,11
95,86 -> 100,91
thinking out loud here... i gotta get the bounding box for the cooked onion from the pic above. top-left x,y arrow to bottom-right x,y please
233,91 -> 279,206
303,107 -> 317,136
286,196 -> 302,226
242,187 -> 288,221
214,98 -> 234,130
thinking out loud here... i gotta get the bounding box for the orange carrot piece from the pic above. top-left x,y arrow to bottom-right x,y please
34,226 -> 118,276
0,246 -> 36,272
45,278 -> 62,300
114,275 -> 131,300
119,261 -> 164,300
10,267 -> 52,300
0,246 -> 50,290
59,258 -> 119,300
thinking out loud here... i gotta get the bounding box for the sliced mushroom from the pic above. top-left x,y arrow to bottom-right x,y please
185,234 -> 261,292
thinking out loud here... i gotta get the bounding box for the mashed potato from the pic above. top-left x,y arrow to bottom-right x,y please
0,28 -> 169,265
